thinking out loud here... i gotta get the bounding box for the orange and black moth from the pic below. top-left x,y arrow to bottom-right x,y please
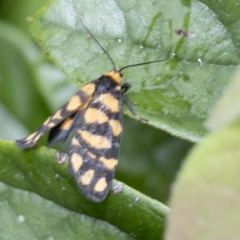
17,70 -> 128,202
16,20 -> 163,202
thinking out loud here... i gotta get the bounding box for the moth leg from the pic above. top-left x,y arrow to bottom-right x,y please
121,83 -> 148,122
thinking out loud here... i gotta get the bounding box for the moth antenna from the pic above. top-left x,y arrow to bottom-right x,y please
79,18 -> 116,70
119,59 -> 167,72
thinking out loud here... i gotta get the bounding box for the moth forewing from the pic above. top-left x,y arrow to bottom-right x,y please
16,73 -> 124,202
68,74 -> 123,202
16,81 -> 97,150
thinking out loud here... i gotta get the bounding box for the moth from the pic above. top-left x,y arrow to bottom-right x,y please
16,20 -> 163,202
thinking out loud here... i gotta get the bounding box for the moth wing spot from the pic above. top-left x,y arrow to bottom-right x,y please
48,122 -> 56,128
100,94 -> 119,112
104,71 -> 121,84
33,132 -> 42,142
87,151 -> 96,159
43,117 -> 51,126
78,95 -> 93,111
79,169 -> 95,185
70,153 -> 83,172
25,132 -> 37,142
71,137 -> 81,146
84,108 -> 108,124
94,177 -> 108,192
52,110 -> 62,120
66,95 -> 81,111
60,117 -> 73,130
25,132 -> 42,144
81,83 -> 96,95
99,157 -> 118,170
109,119 -> 122,136
78,130 -> 111,149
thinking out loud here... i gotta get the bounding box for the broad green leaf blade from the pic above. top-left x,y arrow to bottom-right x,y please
165,122 -> 240,240
0,140 -> 169,240
0,182 -> 132,240
29,0 -> 240,142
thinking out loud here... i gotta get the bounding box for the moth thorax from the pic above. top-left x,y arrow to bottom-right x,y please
103,70 -> 122,84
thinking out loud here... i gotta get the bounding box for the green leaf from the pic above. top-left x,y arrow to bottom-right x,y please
0,182 -> 132,240
206,66 -> 240,131
0,103 -> 28,140
165,122 -> 240,239
118,116 -> 193,203
0,20 -> 50,131
29,0 -> 240,142
0,0 -> 48,36
36,61 -> 77,111
0,140 -> 169,240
